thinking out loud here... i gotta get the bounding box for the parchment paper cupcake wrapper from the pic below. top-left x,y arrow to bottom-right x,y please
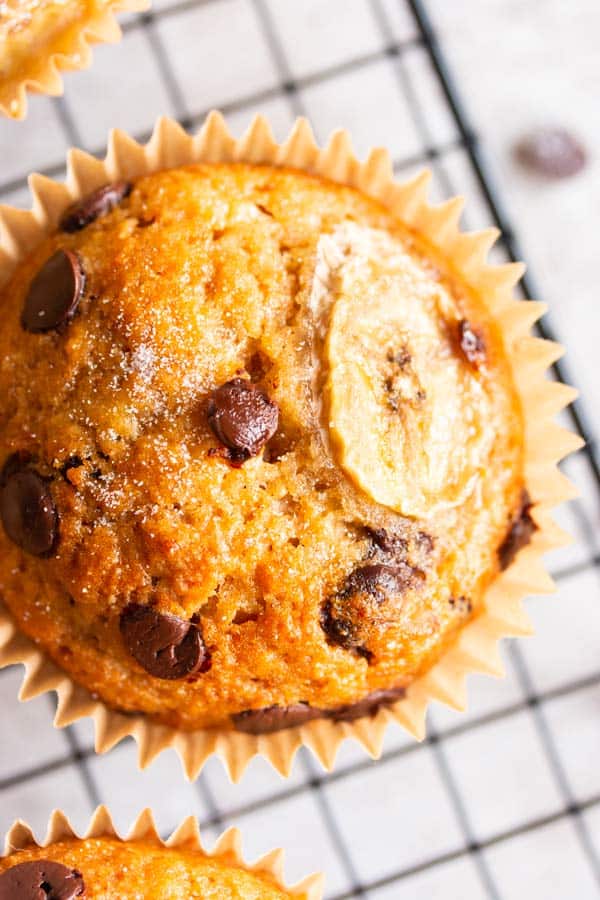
2,805 -> 323,899
0,0 -> 149,120
0,113 -> 583,780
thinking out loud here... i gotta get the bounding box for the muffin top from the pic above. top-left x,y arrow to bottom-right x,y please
0,163 -> 530,731
0,837 -> 295,899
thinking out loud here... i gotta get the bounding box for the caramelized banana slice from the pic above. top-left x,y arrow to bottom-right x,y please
312,223 -> 493,519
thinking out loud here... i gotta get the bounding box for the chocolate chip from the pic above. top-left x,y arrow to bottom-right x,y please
119,604 -> 211,680
331,687 -> 406,722
458,319 -> 486,367
60,181 -> 132,232
344,564 -> 420,600
321,563 -> 424,659
231,687 -> 406,734
232,702 -> 321,734
364,526 -> 408,559
208,378 -> 279,464
21,250 -> 85,333
320,598 -> 371,660
0,462 -> 58,557
514,128 -> 587,179
0,859 -> 84,900
0,451 -> 32,486
499,490 -> 537,569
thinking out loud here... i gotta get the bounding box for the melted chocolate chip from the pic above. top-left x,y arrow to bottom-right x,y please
364,526 -> 408,559
0,860 -> 84,900
331,686 -> 406,722
119,604 -> 211,680
514,128 -> 587,179
0,451 -> 32,486
321,563 -> 424,659
458,319 -> 486,367
499,491 -> 537,569
232,687 -> 406,734
344,564 -> 420,600
320,598 -> 371,660
232,703 -> 321,734
21,250 -> 85,333
60,181 -> 132,232
246,350 -> 270,382
0,461 -> 58,557
208,378 -> 279,464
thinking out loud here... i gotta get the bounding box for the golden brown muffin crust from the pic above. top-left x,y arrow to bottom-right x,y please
0,163 -> 526,730
0,837 -> 296,898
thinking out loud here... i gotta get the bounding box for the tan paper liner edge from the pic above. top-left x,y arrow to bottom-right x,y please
0,0 -> 150,121
0,112 -> 583,780
1,805 -> 323,899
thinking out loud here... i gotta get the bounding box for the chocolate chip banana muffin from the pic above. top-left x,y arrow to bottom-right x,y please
0,836 -> 295,899
0,163 -> 530,732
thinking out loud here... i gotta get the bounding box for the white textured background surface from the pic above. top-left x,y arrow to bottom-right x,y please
0,2 -> 598,898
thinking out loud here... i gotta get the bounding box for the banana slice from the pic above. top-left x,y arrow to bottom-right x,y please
311,223 -> 493,519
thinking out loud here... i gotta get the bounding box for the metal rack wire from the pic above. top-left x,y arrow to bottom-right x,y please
0,2 -> 598,897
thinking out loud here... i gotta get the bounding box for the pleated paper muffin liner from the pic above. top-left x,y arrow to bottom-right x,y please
0,0 -> 149,120
0,113 -> 583,780
2,805 -> 323,898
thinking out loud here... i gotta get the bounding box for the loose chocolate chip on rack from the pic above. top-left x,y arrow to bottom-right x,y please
208,378 -> 279,464
0,460 -> 58,557
514,128 -> 587,179
0,859 -> 84,900
231,688 -> 406,734
120,604 -> 211,680
498,490 -> 537,570
232,702 -> 321,734
458,319 -> 486,367
21,250 -> 85,333
331,686 -> 406,722
60,180 -> 132,232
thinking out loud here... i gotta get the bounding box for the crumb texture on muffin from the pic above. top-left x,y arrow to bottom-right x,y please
0,837 -> 295,899
0,163 -> 526,730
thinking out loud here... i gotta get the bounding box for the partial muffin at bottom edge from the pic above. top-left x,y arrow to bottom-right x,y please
0,835 -> 298,899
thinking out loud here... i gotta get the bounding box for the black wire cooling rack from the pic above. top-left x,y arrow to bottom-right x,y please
0,2 -> 598,898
